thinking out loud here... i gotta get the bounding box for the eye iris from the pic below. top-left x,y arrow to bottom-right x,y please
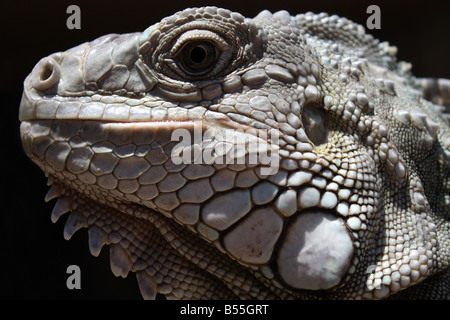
179,41 -> 217,74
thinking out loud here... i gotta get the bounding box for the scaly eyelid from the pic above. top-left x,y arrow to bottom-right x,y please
169,29 -> 230,57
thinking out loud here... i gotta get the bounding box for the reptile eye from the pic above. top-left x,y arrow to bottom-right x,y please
177,41 -> 217,75
159,29 -> 234,80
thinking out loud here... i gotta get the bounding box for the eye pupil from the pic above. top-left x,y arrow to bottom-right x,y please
178,41 -> 217,75
190,46 -> 207,64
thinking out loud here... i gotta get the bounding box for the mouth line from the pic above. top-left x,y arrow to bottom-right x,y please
22,117 -> 280,150
19,87 -> 283,150
20,95 -> 278,138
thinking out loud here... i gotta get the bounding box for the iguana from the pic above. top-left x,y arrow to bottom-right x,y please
19,7 -> 449,299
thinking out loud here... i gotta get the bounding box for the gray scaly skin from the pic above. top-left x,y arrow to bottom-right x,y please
19,7 -> 449,299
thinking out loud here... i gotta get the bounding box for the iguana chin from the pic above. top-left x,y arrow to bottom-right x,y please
19,7 -> 449,299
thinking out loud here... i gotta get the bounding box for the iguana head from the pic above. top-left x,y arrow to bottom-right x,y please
19,7 -> 449,299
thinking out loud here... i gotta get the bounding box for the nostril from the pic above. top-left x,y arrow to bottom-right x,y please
40,63 -> 54,81
31,57 -> 60,91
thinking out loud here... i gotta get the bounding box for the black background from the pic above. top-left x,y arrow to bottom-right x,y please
1,0 -> 449,300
